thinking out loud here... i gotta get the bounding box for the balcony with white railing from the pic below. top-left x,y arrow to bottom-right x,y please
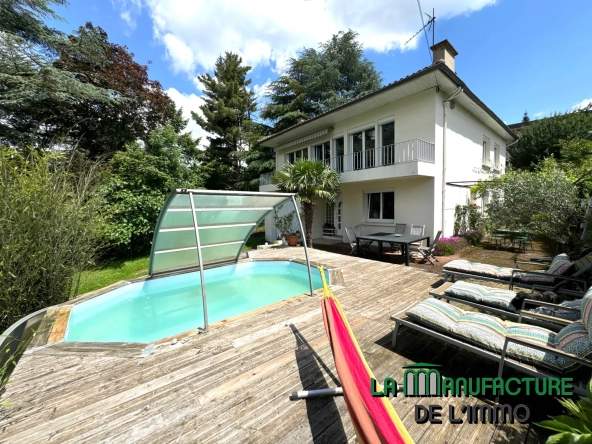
259,138 -> 436,189
337,138 -> 435,182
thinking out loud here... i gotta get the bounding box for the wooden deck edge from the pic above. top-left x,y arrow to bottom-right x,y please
47,306 -> 72,344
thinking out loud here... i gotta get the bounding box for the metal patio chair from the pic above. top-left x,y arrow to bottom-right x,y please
389,223 -> 407,253
417,230 -> 442,265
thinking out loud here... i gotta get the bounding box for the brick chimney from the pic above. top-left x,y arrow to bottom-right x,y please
430,40 -> 458,71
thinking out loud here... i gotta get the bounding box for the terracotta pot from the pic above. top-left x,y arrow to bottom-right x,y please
286,234 -> 298,246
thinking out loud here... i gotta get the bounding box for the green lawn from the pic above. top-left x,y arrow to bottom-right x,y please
73,231 -> 268,296
73,255 -> 150,296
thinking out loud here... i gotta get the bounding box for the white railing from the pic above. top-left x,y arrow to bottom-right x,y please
341,139 -> 435,172
259,171 -> 275,186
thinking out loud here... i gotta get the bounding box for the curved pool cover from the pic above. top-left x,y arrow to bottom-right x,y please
65,261 -> 327,343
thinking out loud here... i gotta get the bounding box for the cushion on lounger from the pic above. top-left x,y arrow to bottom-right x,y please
455,312 -> 508,351
443,260 -> 514,280
551,321 -> 592,373
581,288 -> 592,339
547,254 -> 573,274
527,299 -> 582,322
405,299 -> 592,374
444,281 -> 517,312
405,298 -> 462,333
519,259 -> 575,282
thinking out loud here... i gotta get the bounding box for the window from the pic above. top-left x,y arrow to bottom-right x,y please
286,147 -> 308,164
482,137 -> 490,165
366,191 -> 394,222
493,143 -> 500,167
314,141 -> 330,167
334,137 -> 344,172
351,128 -> 375,170
381,122 -> 395,165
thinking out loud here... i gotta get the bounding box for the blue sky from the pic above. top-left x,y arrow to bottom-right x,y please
49,0 -> 592,140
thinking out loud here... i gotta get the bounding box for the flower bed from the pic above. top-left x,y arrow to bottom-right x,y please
434,236 -> 468,256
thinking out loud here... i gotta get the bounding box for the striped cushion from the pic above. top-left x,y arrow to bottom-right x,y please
517,261 -> 575,285
527,299 -> 582,322
505,323 -> 558,369
444,281 -> 517,312
443,260 -> 514,280
581,288 -> 592,339
552,322 -> 592,373
406,298 -> 462,333
455,312 -> 508,351
547,254 -> 572,274
406,299 -> 590,374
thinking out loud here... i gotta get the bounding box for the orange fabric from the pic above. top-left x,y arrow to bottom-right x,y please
319,267 -> 414,444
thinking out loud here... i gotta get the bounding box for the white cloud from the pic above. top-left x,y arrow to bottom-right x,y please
572,97 -> 592,111
120,11 -> 136,30
127,0 -> 497,76
114,0 -> 143,30
165,87 -> 211,144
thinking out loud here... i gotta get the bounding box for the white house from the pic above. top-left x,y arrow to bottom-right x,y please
259,40 -> 517,244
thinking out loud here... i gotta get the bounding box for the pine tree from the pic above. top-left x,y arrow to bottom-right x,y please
192,52 -> 256,190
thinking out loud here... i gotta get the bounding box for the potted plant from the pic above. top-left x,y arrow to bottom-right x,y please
274,206 -> 297,246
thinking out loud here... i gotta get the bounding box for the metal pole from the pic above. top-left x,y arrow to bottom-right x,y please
291,196 -> 315,297
189,191 -> 209,332
290,387 -> 343,400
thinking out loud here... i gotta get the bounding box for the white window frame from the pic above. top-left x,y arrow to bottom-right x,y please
378,120 -> 395,147
313,140 -> 331,167
285,147 -> 308,164
493,143 -> 500,167
333,135 -> 345,172
364,188 -> 395,223
350,128 -> 376,170
482,136 -> 490,166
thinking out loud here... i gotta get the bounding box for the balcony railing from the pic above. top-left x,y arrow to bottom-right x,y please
341,139 -> 435,172
259,171 -> 275,186
259,139 -> 435,184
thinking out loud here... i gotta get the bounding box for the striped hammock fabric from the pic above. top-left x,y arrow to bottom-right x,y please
318,266 -> 414,444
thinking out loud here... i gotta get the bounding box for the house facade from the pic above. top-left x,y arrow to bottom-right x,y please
260,40 -> 517,244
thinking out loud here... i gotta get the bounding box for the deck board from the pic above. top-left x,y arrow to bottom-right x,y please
0,248 -> 554,443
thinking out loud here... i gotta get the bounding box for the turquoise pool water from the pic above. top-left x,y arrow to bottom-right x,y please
65,261 -> 326,343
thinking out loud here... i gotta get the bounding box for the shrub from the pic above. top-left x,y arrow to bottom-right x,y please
0,148 -> 105,331
434,236 -> 468,256
464,229 -> 484,246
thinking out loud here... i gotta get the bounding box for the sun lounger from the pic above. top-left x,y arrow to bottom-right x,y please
391,291 -> 592,397
442,254 -> 589,297
430,281 -> 581,329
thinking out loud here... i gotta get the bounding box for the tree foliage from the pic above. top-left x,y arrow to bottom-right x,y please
235,122 -> 275,191
192,52 -> 256,190
271,160 -> 340,248
0,148 -> 105,331
262,30 -> 382,131
473,162 -> 586,245
99,124 -> 206,257
0,2 -> 118,147
508,107 -> 592,170
49,23 -> 178,156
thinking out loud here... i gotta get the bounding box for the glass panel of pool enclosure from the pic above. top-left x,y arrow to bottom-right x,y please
149,189 -> 315,333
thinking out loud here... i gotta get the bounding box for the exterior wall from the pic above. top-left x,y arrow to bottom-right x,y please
275,89 -> 437,172
339,176 -> 436,241
434,91 -> 508,235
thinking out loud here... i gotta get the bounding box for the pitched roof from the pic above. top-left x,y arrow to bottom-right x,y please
260,62 -> 517,147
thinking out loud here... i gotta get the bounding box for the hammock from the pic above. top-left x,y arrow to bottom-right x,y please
318,266 -> 414,444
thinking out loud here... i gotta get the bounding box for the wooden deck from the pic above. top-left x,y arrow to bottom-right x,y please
0,249 -> 551,443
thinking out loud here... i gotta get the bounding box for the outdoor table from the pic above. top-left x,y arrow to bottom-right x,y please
495,228 -> 527,247
356,232 -> 431,266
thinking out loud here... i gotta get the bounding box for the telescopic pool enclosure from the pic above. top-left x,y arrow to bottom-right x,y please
148,189 -> 315,332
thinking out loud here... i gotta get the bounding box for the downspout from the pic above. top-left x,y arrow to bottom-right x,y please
442,87 -> 463,234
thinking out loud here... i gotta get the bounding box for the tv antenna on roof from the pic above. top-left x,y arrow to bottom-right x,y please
405,7 -> 436,56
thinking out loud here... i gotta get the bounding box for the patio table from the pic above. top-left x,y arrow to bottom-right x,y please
495,228 -> 527,247
356,232 -> 430,266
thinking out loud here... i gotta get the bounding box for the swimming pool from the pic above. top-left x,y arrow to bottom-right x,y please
65,261 -> 327,343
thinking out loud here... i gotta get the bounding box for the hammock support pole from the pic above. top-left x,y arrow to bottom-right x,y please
290,387 -> 343,400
